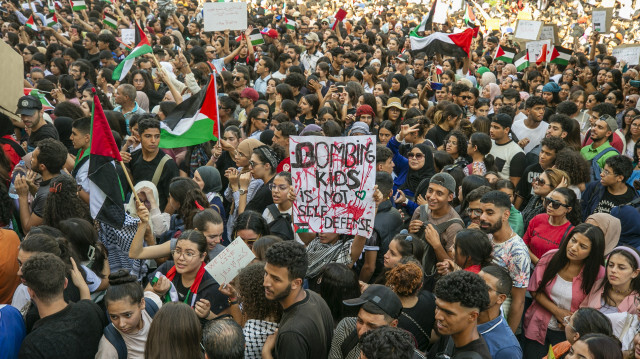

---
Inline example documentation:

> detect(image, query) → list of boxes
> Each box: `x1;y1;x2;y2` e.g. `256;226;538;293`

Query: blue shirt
0;304;26;359
477;315;522;359
254;74;271;95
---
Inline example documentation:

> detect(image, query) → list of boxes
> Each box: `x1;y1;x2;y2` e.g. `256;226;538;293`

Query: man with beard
478;191;530;334
580;114;620;174
273;122;296;172
463;186;492;228
262;241;334;359
426;271;491;359
69;61;94;96
16;95;59;152
14;138;67;232
510;96;548;153
300;33;322;71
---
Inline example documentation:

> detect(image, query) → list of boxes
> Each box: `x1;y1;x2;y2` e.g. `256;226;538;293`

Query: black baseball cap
17;95;42;116
343;284;402;318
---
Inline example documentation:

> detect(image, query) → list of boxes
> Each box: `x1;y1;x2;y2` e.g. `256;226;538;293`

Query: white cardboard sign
203;2;248;32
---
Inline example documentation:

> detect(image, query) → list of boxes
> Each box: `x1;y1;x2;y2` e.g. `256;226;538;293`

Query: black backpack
103;297;159;359
267;204;294;241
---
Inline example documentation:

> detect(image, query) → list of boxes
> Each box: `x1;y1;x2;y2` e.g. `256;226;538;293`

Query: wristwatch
238;189;247;195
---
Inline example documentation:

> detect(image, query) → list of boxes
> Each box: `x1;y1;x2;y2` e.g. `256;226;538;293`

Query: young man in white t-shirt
510;96;549;153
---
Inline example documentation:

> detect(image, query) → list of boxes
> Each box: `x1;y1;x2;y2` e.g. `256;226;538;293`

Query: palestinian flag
332;8;347;31
248;28;264;46
160;75;220;149
550;46;572;66
514;50;529;71
416;0;437;33
494;45;516;63
88;90;125;229
285;17;297;30
71;0;87;10
410;28;473;58
25;15;38;31
24;88;54;111
103;13;118;29
45;13;58;26
463;2;476;27
112;23;152;81
536;43;549;65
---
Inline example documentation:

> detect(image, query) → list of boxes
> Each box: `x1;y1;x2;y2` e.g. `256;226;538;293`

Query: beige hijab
586;213;621;255
236;139;264;173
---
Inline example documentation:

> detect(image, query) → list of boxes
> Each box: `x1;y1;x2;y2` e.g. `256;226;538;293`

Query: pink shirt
524;249;605;345
579;279;638;314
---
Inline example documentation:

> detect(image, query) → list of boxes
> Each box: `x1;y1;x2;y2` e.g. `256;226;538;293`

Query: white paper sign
601;0;615;7
451;0;464;12
526;39;551;64
205;238;255;285
539;25;557;44
121;29;135;45
592;9;612;34
290;135;377;237
203;2;248;32
514;20;543;41
433;1;448;24
612;46;640;66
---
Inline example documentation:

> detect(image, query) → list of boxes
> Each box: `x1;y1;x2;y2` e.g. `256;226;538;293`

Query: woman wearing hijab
194;165;228;244
389;73;408;98
54;117;75;154
388;123;436;216
584;213;621;256
224;139;264;243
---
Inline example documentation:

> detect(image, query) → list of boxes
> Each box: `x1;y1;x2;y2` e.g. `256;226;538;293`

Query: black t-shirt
153;261;230;315
516;163;543;208
129;150;180;210
20;300;107;359
27;123;60;151
426;125;450;149
453;337;492;359
275;290;334;359
32;178;52;218
246;177;275;213
594;186;637;215
398;291;436;352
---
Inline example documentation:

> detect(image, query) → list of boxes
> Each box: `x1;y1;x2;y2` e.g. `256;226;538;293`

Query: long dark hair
536;223;605;294
552;187;582;226
59;218;108;278
600;246;640;306
454;229;494;269
318;263;361;323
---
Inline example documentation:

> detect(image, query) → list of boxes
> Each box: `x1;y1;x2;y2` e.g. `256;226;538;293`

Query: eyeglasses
544;197;570;209
171;249;199;260
407;153;424;159
563;315;576;332
601;168;615;177
256;117;268;123
533;177;548;186
233;76;244;81
269;183;289;192
466;208;483;217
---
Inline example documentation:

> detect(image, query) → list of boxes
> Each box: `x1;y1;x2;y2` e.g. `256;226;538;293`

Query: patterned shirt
306;238;353;279
243;319;278;359
491;233;530;288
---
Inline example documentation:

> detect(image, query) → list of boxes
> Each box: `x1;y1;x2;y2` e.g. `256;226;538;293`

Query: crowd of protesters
4;0;640;358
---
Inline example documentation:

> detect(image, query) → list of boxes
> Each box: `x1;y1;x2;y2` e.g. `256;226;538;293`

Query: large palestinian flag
410;28;474;58
159;75;220;149
112;22;152;81
88;90;125;229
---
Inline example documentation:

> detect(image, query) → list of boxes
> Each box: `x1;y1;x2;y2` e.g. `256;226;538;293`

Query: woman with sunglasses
147;230;230;320
523;223;606;359
544;308;613;359
521;168;570;232
524;188;581;265
240;145;280;214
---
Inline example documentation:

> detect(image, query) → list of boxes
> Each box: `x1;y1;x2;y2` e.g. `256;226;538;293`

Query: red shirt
277;157;291;173
523;213;573;260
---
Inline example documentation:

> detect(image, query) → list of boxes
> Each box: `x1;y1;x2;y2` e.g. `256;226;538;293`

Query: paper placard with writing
205;238;255;285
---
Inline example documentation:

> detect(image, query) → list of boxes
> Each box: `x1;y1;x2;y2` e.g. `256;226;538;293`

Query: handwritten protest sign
0;40;23;121
592;8;613;34
526;39;551;64
539;25;558;45
290;135;376;237
121;29;135;45
612;45;640;66
203;2;248;32
205;238;255;285
514;20;542;41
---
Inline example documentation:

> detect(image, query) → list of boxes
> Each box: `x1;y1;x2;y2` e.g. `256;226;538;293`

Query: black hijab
401;143;436;196
389;73;409;97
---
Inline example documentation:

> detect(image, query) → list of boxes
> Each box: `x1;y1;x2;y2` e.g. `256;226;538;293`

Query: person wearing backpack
581;155;638;221
96;270;162;359
580;114;620;181
262;171;295;242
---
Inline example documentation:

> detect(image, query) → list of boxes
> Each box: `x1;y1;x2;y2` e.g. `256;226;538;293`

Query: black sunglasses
544;197;570;209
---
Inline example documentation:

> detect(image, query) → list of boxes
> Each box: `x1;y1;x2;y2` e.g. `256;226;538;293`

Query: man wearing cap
409;172;464;264
301;32;322;71
580;114;620;173
427;271;492;359
16;95;59;153
349;122;371;136
238;88;259;125
386;53;414;85
329;285;419;359
510;96;549;153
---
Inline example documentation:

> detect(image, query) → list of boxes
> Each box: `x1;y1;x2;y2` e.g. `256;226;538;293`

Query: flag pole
118;161;141;204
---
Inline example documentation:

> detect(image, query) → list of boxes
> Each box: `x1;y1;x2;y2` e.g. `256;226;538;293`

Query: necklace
612;286;632;295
